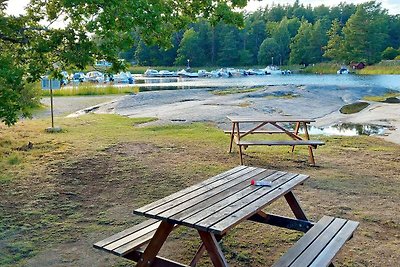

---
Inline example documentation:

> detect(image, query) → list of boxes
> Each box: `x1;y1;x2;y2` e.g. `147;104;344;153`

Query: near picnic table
94;165;358;266
226;116;325;165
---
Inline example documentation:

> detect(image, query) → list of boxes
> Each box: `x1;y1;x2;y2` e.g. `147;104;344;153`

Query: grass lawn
1;114;399;266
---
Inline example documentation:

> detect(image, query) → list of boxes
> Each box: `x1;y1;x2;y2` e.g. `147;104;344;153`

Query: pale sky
6;0;400;16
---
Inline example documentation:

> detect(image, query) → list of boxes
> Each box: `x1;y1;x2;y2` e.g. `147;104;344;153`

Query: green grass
211;87;263;96
41;85;140;96
363;91;400;102
1;114;400;266
302;63;343;74
358;65;400;74
339;102;370;114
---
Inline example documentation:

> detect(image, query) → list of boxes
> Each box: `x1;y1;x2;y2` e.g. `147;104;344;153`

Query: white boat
112;72;134;84
86;71;105;83
245;69;268;75
337;67;349;74
158;70;178;77
144;69;159;77
177;69;199;78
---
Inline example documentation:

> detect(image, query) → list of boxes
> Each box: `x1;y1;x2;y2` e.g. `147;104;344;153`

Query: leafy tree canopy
0;0;247;125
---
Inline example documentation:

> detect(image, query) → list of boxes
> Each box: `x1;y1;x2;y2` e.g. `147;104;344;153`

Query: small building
350;62;366;70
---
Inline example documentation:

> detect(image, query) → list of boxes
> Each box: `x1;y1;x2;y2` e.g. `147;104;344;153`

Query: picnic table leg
228;123;235;153
303;122;316;165
238;145;244;165
136;221;174;267
291;122;301;153
284;191;308;221
190;235;223;267
198;231;229;267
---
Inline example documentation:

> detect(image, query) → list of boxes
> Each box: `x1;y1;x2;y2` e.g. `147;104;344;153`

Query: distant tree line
124;0;400;67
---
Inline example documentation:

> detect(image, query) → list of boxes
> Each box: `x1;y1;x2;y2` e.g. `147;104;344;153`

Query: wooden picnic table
94;165;359;266
226;116;325;165
132;165;311;266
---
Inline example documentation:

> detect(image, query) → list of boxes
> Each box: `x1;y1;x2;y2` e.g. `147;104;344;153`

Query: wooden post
228;123;235;153
136;221;174;267
291;122;300;153
284;191;308;221
303;122;316;165
198;231;228;267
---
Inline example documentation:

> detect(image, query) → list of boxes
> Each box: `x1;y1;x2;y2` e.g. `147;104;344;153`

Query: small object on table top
250;179;272;187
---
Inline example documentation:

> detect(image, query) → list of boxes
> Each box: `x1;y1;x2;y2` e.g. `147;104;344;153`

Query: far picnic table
226;116;325;165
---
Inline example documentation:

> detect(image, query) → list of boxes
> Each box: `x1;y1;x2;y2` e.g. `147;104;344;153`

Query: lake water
111;73;400;137
132;74;400;92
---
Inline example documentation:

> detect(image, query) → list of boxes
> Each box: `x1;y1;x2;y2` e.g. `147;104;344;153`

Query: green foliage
381;47;400;60
258;38;279;65
341;2;389;64
339;102;370;114
0;0;247;126
175;28;207;67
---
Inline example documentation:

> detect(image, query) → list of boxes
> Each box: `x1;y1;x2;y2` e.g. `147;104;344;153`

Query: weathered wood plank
157;169;276;220
289;218;347;266
224;130;287;134
144;167;264;217
103;221;161;251
237;140;325;146
309;220;359;267
209;174;309;234
272;216;335;267
227;116;315;123
134;165;249;214
184;172;295;233
93;219;159;249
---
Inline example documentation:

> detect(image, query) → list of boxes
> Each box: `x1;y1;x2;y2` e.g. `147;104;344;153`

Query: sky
5;0;400;16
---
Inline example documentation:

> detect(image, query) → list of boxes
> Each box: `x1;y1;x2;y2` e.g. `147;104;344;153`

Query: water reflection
303;123;387;136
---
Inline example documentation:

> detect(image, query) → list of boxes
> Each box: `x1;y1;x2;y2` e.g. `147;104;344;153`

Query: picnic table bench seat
273;216;359;267
93;219;185;266
237;140;325;148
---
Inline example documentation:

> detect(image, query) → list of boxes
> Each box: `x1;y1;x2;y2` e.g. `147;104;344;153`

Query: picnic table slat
227;116;315;123
156;169;276;220
168;170;279;223
237;140;325;146
290;218;347;266
143;167;264;216
205;173;309;234
104;221;161;251
183;171;294;232
271;216;335;267
134;165;249;214
93;219;159;249
309;220;359;267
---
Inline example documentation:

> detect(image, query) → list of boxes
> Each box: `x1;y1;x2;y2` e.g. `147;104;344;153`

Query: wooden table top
227;116;316;123
133;166;309;235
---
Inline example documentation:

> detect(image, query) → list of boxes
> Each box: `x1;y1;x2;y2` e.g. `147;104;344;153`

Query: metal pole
50;80;54;128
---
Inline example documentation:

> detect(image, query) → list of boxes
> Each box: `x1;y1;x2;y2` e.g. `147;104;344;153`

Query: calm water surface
132;74;400;91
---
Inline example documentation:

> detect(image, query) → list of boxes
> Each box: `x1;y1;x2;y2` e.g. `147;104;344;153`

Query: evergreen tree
323;19;345;62
289;21;313;65
269;18;291;65
258;38;279;65
175;28;206;67
217;29;240;66
342;1;389;63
